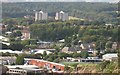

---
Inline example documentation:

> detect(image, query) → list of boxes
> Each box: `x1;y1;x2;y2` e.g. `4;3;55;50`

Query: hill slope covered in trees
2;2;118;23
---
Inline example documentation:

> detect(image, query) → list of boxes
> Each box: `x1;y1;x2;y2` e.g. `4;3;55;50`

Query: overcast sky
1;0;119;3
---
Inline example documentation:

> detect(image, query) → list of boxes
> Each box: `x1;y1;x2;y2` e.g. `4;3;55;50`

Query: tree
9;30;22;38
9;42;24;51
72;52;81;58
2;43;9;49
65;37;72;47
99;61;110;71
34;53;43;59
43;51;47;58
15;31;22;37
47;57;53;62
58;52;69;59
21;39;30;46
53;58;60;63
80;50;89;58
16;55;24;65
9;38;16;42
105;41;113;49
25;45;37;49
29;39;37;45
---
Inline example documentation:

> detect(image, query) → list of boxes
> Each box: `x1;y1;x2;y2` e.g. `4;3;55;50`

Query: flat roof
5;65;39;69
103;53;118;57
8;68;43;72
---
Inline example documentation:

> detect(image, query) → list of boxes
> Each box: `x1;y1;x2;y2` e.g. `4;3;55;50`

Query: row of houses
3;25;30;40
61;42;118;54
0;48;55;55
36;40;118;53
66;53;118;62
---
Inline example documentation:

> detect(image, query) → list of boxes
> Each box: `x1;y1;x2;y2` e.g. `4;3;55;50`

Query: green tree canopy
80;50;89;58
16;55;24;65
9;42;24;51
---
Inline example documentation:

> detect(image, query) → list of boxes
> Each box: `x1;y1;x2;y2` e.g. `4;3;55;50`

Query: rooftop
103;53;118;57
24;58;65;67
5;65;39;69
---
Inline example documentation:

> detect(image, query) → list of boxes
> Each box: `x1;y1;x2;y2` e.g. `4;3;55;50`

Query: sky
1;0;119;3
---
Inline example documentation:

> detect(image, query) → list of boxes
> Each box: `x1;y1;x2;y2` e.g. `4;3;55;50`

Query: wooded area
2;2;118;24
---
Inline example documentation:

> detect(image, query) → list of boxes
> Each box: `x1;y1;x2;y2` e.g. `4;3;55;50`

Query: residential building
105;23;113;26
61;42;96;53
66;57;102;62
37;40;53;48
13;26;30;40
66;57;81;62
20;26;30;40
112;42;117;50
0;56;16;65
5;31;12;35
21;30;30;40
35;11;48;21
80;58;103;62
55;11;69;21
61;46;81;53
59;39;65;43
24;15;34;19
80;43;95;50
57;39;65;47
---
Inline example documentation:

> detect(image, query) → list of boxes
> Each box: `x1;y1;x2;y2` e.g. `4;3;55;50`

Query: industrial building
24;58;65;71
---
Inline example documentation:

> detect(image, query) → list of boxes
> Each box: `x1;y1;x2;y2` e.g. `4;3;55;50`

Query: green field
60;62;97;66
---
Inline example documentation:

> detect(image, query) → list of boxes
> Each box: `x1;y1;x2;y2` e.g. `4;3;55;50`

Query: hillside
63;61;119;73
2;2;118;23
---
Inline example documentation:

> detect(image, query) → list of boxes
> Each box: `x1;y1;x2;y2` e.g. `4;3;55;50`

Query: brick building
25;58;65;71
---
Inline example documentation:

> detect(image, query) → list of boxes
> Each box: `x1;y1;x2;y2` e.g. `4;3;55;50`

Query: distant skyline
1;0;119;3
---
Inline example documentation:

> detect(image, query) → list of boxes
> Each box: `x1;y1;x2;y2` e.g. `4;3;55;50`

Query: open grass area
69;16;85;21
60;62;98;72
60;62;97;66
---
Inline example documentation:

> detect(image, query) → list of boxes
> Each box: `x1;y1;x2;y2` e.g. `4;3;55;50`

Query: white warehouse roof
34;50;52;54
102;53;118;61
0;50;23;54
103;53;118;57
5;65;39;69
